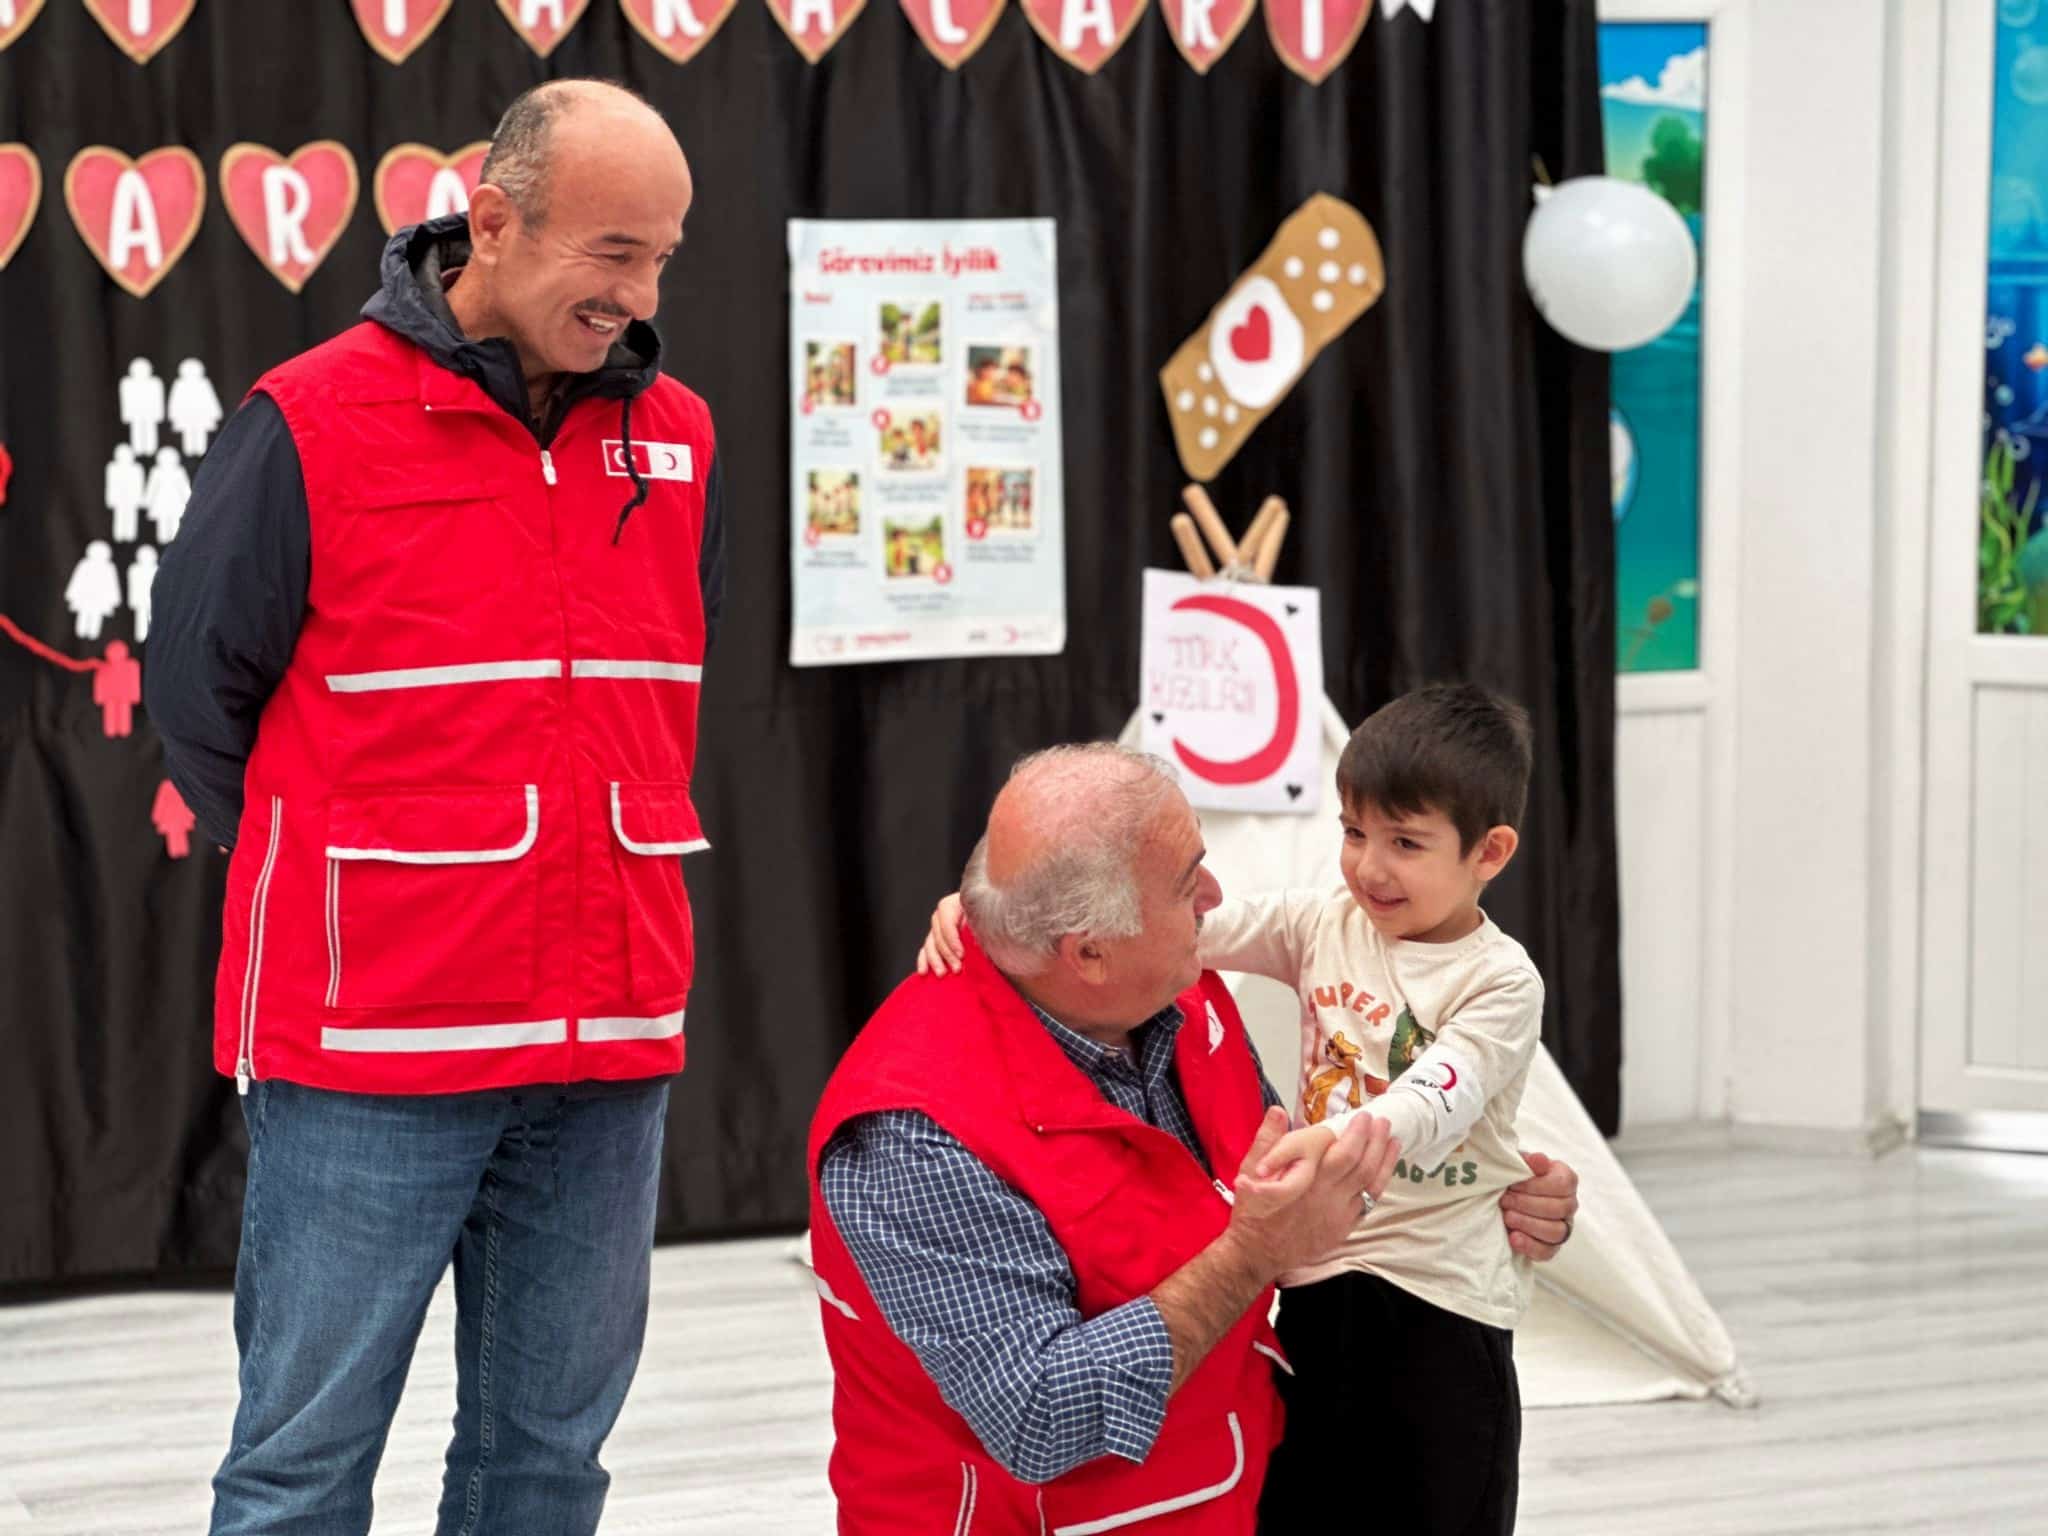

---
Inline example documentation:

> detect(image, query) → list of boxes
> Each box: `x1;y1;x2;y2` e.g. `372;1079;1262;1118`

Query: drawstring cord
612;394;650;545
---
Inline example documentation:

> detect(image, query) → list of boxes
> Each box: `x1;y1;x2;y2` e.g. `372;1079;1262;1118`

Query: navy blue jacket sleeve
144;391;310;851
700;447;725;653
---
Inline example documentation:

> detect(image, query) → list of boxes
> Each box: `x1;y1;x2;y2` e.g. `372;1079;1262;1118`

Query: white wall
1612;0;1926;1144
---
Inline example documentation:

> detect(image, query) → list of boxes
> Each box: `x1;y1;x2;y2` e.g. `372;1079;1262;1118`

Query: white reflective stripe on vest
321;1018;569;1052
570;660;704;682
324;659;563;691
954;1462;978;1536
579;1008;686;1043
1252;1342;1294;1376
814;1273;860;1321
1049;1414;1245;1535
326;786;539;865
610;783;710;856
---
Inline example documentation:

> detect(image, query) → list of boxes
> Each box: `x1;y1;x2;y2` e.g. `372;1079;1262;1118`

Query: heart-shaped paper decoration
1264;0;1369;85
0;145;42;269
1155;0;1253;73
497;0;594;56
220;141;360;294
898;0;1005;69
763;0;867;61
64;146;206;299
0;0;46;52
80;0;198;64
373;141;488;235
621;0;740;63
351;0;457;64
1020;0;1147;73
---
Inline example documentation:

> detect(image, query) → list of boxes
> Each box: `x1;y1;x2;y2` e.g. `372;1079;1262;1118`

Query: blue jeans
209;1077;671;1536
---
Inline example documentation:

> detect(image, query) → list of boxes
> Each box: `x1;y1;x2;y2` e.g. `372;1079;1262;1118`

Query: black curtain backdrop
0;0;1615;1287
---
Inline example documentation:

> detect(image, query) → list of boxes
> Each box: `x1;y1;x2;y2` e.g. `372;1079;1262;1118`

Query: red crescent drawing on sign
1167;592;1298;785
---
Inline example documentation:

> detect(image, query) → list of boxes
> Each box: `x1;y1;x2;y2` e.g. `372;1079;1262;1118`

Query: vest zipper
540;449;557;486
1213;1178;1235;1206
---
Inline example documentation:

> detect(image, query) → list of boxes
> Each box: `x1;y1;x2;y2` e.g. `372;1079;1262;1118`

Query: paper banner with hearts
373;141;488;235
898;0;1004;69
64;146;206;299
497;0;593;55
351;0;457;64
0;0;46;52
621;0;740;63
763;0;866;61
1020;0;1146;72
220;142;360;294
81;0;198;64
1264;0;1369;84
0;145;41;269
1156;0;1252;73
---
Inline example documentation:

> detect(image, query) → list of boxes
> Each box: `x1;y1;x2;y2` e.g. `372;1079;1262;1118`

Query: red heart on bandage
1229;304;1272;363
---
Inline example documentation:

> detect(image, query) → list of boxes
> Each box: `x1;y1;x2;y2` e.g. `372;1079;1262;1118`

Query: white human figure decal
106;443;147;543
168;359;223;457
144;446;191;545
120;359;166;455
128;545;159;642
67;540;123;640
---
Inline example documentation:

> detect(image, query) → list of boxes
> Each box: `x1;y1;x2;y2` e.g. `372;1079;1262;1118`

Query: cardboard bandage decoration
1158;192;1384;483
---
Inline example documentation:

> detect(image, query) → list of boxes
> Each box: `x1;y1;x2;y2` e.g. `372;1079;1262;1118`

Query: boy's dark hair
1336;683;1534;852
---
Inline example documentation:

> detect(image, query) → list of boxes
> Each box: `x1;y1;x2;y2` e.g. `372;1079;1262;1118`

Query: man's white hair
960;743;1181;977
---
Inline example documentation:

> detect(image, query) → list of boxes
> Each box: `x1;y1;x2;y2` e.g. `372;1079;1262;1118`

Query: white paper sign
787;217;1066;666
1139;568;1324;814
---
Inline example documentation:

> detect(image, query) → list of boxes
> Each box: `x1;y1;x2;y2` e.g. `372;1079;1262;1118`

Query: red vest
213;321;714;1095
807;937;1288;1535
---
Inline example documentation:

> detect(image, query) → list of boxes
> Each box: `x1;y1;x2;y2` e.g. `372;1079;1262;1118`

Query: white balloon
1523;176;1698;352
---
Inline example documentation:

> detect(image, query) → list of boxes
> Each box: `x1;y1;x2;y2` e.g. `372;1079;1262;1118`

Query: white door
1921;0;2048;1147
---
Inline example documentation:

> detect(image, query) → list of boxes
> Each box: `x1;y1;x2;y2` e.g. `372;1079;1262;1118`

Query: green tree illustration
1641;115;1703;215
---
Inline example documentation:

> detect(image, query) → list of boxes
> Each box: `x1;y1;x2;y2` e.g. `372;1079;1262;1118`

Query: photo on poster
806;469;861;538
965;344;1037;408
804;340;858;409
967;466;1036;535
878;409;944;473
879;300;943;366
882;513;948;580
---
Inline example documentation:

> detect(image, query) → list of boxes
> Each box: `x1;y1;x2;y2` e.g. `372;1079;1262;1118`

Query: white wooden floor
2;1139;2045;1534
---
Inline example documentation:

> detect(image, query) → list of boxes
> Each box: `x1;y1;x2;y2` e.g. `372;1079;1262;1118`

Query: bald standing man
148;81;723;1535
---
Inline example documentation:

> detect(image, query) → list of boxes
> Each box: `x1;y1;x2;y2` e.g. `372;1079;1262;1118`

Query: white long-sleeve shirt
1200;887;1544;1328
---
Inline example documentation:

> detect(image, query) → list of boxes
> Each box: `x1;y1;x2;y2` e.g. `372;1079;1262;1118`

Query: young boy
1204;682;1541;1536
918;682;1542;1535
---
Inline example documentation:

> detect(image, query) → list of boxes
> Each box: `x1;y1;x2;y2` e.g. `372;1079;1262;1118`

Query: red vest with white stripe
213;320;713;1095
807;937;1287;1535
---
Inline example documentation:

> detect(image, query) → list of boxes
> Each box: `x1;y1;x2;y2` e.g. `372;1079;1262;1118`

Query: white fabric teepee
1122;700;1756;1409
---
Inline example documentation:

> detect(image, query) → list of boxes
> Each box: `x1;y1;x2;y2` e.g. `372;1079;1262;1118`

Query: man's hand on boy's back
1502;1151;1580;1260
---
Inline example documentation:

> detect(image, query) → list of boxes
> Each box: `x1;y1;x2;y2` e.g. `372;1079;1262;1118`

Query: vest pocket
1041;1412;1247;1534
608;780;706;1002
324;785;541;1009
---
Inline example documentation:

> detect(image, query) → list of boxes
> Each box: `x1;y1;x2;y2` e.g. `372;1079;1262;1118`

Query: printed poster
788;217;1065;666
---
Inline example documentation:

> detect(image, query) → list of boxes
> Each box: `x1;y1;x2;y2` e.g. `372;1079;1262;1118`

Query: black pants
1258;1271;1520;1535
